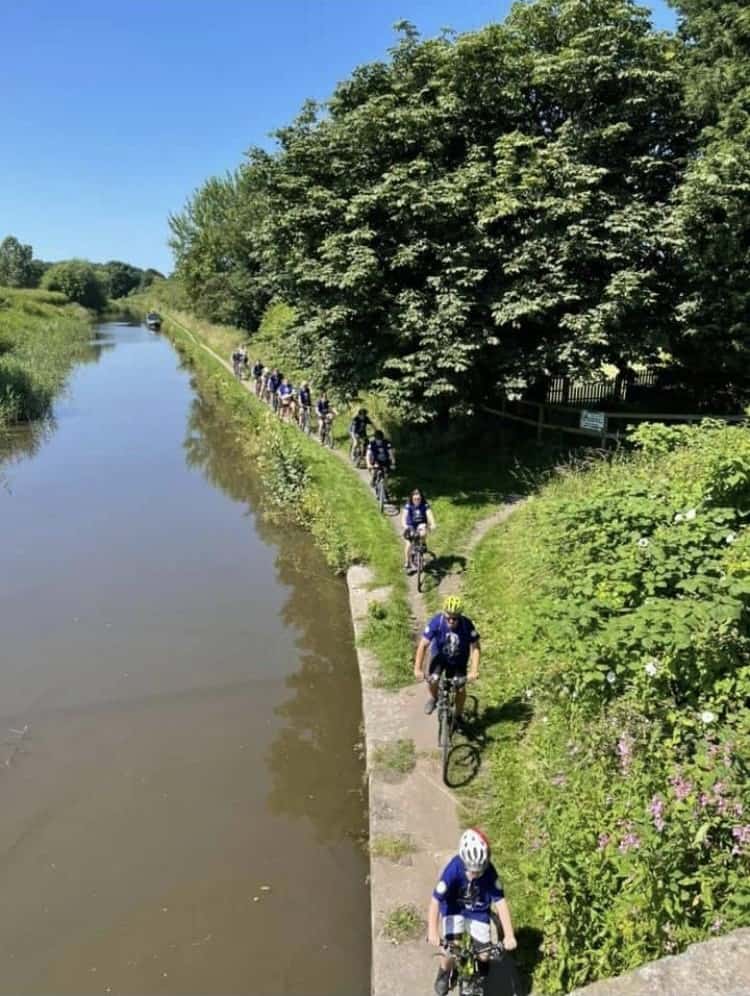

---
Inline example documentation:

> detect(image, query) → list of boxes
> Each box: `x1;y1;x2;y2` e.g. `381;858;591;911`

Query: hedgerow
464;421;750;992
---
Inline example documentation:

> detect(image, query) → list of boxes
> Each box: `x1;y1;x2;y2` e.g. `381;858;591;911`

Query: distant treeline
0;235;164;310
169;0;750;419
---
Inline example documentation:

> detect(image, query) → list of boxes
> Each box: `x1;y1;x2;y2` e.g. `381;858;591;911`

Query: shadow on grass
461;696;534;746
484;926;544;996
426;552;467;585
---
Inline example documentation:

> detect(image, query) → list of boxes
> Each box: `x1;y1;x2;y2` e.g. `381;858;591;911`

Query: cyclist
252;359;264;396
349;408;372;463
366;429;395;487
297;381;312;430
267;368;281;411
278;377;295;421
316;392;336;444
414;595;479;718
402;487;436;571
428;828;517;995
231;345;243;379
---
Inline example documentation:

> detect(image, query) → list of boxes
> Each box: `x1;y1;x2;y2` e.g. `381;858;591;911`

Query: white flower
524;688;533;700
606;670;616;685
644;661;659;677
700;710;716;725
638;537;649;548
725;533;736;544
685;509;697;521
674;513;684;523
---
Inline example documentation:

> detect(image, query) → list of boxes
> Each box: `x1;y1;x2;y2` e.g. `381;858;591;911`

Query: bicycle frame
442;936;505;996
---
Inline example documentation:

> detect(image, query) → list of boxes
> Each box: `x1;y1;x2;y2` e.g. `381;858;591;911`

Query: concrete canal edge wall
347;565;461;996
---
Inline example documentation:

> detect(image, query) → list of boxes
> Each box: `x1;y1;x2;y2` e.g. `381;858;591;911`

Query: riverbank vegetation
463;421;750;991
0;288;94;429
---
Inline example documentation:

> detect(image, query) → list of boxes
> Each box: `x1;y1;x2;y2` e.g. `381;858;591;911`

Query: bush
42;260;106;310
465;421;750;992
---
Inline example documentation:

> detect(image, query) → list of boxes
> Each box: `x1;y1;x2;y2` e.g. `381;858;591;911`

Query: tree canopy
170;0;749;417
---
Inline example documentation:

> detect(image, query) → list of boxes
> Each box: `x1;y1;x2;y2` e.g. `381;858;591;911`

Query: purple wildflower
617;734;633;774
650;795;666;832
669;773;693;801
597;832;611;850
732;825;750;850
711;918;724;934
619;832;641;853
699;792;711;809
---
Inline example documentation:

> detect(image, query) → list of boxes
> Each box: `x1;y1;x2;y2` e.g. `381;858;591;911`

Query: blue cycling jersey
433;856;503;921
299;388;311;407
317;399;331;416
422;613;479;668
279;384;294;398
405;501;431;528
368;438;392;465
268;374;281;392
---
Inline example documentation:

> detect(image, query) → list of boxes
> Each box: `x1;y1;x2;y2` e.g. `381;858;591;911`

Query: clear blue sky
1;0;677;275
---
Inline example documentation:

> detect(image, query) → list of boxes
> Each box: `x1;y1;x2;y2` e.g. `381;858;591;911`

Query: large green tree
0;235;35;288
667;0;750;401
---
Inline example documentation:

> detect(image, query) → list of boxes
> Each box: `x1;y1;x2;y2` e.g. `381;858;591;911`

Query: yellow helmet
443;595;463;615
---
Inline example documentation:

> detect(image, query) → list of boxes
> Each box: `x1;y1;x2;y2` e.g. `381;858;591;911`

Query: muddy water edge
0;322;370;995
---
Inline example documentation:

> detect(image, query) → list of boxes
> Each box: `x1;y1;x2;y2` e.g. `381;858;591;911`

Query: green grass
372;738;417;775
381;904;425;943
0;287;94;429
370;833;417;862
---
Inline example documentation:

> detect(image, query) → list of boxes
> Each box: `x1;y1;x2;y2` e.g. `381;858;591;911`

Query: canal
0;322;370;994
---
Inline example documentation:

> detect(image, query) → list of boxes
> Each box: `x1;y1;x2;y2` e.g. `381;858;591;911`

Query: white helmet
459;828;489;873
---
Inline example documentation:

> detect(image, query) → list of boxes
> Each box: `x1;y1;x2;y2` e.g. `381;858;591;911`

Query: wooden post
536;404;545;445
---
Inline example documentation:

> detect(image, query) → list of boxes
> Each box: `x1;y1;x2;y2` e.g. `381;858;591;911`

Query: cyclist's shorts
442;915;490;944
372;460;391;471
404;525;427;540
428;652;468;678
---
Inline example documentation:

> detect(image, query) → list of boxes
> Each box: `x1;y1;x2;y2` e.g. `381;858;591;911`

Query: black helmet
374;429;384;440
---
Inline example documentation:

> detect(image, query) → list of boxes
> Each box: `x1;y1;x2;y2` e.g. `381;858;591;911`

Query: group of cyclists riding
231;345;516;993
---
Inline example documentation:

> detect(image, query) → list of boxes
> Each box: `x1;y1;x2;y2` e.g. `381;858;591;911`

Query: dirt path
437;497;526;600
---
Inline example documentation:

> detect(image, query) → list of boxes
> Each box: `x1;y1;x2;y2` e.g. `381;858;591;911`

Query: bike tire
416;548;424;592
377;477;385;513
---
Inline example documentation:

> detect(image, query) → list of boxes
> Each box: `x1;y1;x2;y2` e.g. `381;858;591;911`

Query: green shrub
464;421;750;992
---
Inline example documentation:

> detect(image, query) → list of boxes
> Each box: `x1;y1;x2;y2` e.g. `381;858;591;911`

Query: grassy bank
156;311;413;688
462;422;750;992
0;287;93;429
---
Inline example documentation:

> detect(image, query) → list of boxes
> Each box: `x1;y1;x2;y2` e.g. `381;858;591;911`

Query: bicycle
408;529;428;592
441;935;506;996
319;414;334;448
350;434;367;467
431;673;467;784
298;406;312;434
371;465;389;513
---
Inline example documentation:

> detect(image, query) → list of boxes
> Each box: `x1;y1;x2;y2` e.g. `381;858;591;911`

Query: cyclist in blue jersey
278;377;295;421
366;429;395;486
414;595;479;717
402;487;436;571
428;828;517;995
252;360;264;397
231;345;243;378
316;392;337;443
297;381;312;430
349;408;372;461
266;368;281;409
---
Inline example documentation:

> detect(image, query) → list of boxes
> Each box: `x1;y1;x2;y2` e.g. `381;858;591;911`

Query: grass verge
370;833;417;862
372;738;417;776
0;287;93;429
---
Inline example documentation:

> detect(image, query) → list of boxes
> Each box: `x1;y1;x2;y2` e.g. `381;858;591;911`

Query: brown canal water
0;323;370;995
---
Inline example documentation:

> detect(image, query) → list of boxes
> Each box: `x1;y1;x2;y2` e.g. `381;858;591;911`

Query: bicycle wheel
377;476;385;513
415;547;424;592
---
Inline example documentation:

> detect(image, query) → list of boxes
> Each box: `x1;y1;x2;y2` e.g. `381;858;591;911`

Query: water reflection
182;391;367;846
